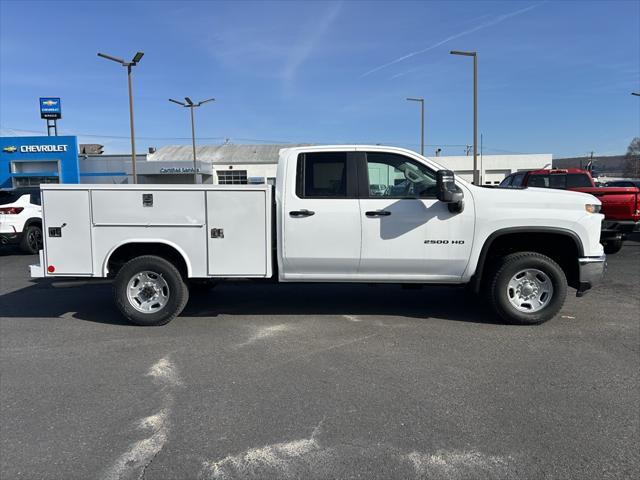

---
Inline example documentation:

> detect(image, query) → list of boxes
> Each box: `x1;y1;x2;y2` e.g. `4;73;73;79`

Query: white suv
0;188;43;254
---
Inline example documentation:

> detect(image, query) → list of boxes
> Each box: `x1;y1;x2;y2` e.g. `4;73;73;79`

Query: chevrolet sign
20;145;68;153
2;146;17;153
40;97;62;119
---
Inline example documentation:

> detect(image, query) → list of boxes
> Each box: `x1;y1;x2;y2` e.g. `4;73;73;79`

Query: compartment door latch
210;228;224;239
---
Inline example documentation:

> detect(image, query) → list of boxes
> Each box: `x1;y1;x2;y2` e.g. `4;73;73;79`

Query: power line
1;126;534;153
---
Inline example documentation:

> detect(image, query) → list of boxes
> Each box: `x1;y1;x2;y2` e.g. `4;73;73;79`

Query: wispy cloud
282;1;342;86
361;3;542;78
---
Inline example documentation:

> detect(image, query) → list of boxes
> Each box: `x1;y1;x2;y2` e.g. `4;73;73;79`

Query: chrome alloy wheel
506;268;554;313
126;271;170;314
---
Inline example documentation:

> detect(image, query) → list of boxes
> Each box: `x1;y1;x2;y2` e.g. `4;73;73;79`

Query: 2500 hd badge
424;239;466;244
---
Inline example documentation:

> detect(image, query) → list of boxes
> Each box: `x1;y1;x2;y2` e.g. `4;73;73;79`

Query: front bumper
576;254;607;297
602;219;640;234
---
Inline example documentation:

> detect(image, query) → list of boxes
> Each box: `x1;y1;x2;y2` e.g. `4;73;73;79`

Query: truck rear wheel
113;255;189;326
488;252;567;325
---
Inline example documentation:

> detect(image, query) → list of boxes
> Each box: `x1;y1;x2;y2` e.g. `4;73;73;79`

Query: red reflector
0;207;24;214
47;265;55;273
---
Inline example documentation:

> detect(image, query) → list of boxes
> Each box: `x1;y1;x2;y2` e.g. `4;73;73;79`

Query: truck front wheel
488;252;567;325
113;255;189;326
603;237;623;254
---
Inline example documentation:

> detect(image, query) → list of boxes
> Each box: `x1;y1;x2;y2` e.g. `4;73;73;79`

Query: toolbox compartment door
42;190;93;275
206;190;267;276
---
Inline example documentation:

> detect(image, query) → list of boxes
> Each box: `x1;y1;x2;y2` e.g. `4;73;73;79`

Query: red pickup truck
499;169;640;254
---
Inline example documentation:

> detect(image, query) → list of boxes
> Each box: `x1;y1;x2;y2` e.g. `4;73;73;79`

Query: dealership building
0;136;81;188
1;135;552;188
144;144;552;186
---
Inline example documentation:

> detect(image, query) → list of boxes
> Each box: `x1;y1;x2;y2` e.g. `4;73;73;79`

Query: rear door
281;151;361;278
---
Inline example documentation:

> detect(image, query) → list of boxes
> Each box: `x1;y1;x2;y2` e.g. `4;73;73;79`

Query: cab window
511;173;526;187
566;173;592;188
365;152;437;198
296;152;348;198
549;174;566;189
499;175;513;187
527;174;549;188
30;191;42;206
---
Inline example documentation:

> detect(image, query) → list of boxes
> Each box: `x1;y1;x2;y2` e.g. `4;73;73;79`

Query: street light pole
406;97;424;155
450;50;479;184
98;51;144;184
631;92;640;96
190;105;197;183
126;64;137;183
169;97;215;183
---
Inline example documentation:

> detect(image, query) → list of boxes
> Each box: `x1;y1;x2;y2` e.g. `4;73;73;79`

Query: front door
358;151;474;281
281;151;361;279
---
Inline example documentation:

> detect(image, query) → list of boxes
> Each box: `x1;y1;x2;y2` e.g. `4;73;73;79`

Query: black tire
603;238;623;254
113;255;189;326
19;224;42;254
488;252;567;325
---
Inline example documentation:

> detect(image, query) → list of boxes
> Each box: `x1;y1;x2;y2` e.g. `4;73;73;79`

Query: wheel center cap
140;284;158;301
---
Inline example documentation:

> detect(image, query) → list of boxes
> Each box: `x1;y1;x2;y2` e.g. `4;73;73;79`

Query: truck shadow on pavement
0;245;33;257
0;279;504;326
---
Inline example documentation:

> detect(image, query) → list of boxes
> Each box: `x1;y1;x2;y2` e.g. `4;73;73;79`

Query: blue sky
1;0;638;157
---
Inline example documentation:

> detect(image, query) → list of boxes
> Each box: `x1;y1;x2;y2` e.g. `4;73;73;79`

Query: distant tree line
625;137;640;178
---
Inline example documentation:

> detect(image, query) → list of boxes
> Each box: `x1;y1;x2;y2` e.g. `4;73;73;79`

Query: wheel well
474;231;581;291
24;218;42;229
106;243;188;278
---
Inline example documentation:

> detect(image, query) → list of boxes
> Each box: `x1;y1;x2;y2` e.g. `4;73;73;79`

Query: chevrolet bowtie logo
2;146;17;153
42;100;57;106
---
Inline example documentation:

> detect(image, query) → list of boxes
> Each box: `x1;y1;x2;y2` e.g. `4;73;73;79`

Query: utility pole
98;51;144;184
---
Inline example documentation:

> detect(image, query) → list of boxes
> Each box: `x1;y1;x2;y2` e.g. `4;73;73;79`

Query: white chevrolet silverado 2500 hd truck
30;145;606;326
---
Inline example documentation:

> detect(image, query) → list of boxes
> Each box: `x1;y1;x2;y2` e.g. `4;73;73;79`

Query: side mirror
436;170;464;213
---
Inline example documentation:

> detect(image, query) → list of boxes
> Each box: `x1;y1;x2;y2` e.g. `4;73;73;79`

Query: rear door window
566;174;592;188
549;174;566;189
296;152;349;198
527;175;549;188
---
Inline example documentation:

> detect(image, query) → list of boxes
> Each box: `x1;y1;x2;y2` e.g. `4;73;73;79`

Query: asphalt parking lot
1;237;639;480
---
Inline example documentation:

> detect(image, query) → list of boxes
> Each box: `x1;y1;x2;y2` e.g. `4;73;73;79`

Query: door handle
365;210;391;217
289;209;315;217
